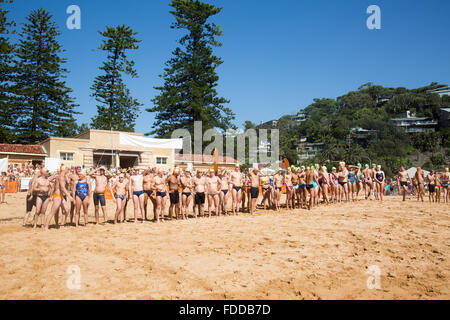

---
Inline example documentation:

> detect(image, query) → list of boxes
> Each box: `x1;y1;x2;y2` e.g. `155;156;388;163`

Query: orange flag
283;158;290;169
213;148;219;173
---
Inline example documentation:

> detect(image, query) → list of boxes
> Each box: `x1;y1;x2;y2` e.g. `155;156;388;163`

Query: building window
60;152;74;161
156;157;167;165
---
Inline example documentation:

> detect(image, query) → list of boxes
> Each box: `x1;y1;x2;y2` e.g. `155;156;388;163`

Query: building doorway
120;156;138;168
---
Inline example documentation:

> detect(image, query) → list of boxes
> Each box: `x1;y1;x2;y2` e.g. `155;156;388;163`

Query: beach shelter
406;167;430;179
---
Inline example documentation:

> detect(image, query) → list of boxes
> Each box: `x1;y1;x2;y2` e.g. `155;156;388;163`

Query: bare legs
75;196;90;227
208;194;219;217
155;195;167;222
232;189;241;215
132;194;145;223
33;196;50;229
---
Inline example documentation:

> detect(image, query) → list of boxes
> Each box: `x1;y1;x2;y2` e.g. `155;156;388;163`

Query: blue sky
7;0;450;135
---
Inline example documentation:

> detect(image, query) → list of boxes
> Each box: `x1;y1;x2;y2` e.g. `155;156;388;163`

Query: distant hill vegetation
252;82;450;178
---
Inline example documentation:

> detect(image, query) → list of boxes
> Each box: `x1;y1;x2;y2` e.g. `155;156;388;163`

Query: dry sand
0;192;448;300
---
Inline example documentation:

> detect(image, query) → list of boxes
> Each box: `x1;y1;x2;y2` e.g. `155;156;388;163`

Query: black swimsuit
38;195;49;202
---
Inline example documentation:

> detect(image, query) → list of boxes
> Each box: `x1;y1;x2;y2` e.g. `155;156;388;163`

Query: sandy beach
0;192;448;300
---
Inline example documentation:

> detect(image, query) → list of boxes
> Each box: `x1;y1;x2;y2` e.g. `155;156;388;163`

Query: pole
111;128;114;169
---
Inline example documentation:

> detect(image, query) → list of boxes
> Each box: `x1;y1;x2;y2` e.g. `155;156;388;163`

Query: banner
45;157;61;173
119;133;183;149
0;157;7;173
21;177;32;191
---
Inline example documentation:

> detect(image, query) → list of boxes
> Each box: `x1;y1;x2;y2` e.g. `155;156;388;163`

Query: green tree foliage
250;83;449;176
147;0;235;137
13;8;79;143
90;25;141;132
0;0;15;143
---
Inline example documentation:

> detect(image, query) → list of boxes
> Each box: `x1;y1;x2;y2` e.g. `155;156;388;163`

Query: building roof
0;144;46;155
175;154;240;165
389;116;432;121
427;86;450;93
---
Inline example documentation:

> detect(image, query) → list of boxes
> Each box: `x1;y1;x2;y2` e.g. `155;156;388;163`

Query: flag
213;148;218;173
283;158;290;169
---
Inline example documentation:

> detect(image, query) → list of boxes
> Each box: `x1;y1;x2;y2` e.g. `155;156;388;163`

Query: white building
427;86;450;97
388;111;438;133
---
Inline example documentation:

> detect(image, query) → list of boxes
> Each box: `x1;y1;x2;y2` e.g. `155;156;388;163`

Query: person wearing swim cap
304;165;317;210
73;168;90;227
374;164;385;201
362;163;374;200
284;166;294;210
414;167;425;202
273;167;283;211
218;169;231;215
44;164;74;230
89;166;111;225
23;168;40;227
193;169;207;218
290;166;300;209
397;166;412;202
206;169;221;217
179;168;193;219
168;167;181;220
112;173;129;224
230;164;243;215
330;166;339;203
318;166;330;204
442;168;450;203
298;166;307;209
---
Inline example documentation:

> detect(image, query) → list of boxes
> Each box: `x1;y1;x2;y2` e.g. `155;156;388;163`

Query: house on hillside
439;108;450;128
260;120;278;127
388;111;438;133
292;111;309;122
427;86;450;97
295;138;324;160
347;127;379;141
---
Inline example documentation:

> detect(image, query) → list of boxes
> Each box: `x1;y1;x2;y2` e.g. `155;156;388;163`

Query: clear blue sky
7;0;450;135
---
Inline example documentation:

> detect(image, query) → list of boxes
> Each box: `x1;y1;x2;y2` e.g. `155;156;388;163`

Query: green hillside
255;82;450;178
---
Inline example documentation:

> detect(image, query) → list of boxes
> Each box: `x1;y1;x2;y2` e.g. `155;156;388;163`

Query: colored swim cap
445;168;448;172
184;168;189;172
377;165;381;169
372;164;376;167
365;164;369;168
332;167;336;170
210;169;214;172
315;164;319;168
357;163;361;167
301;166;305;170
322;166;327;171
119;173;125;178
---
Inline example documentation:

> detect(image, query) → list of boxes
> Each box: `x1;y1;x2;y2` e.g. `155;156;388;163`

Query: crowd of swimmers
6;161;449;230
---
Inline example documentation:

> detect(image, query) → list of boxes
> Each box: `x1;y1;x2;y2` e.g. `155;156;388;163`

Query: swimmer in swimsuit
73;170;90;227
